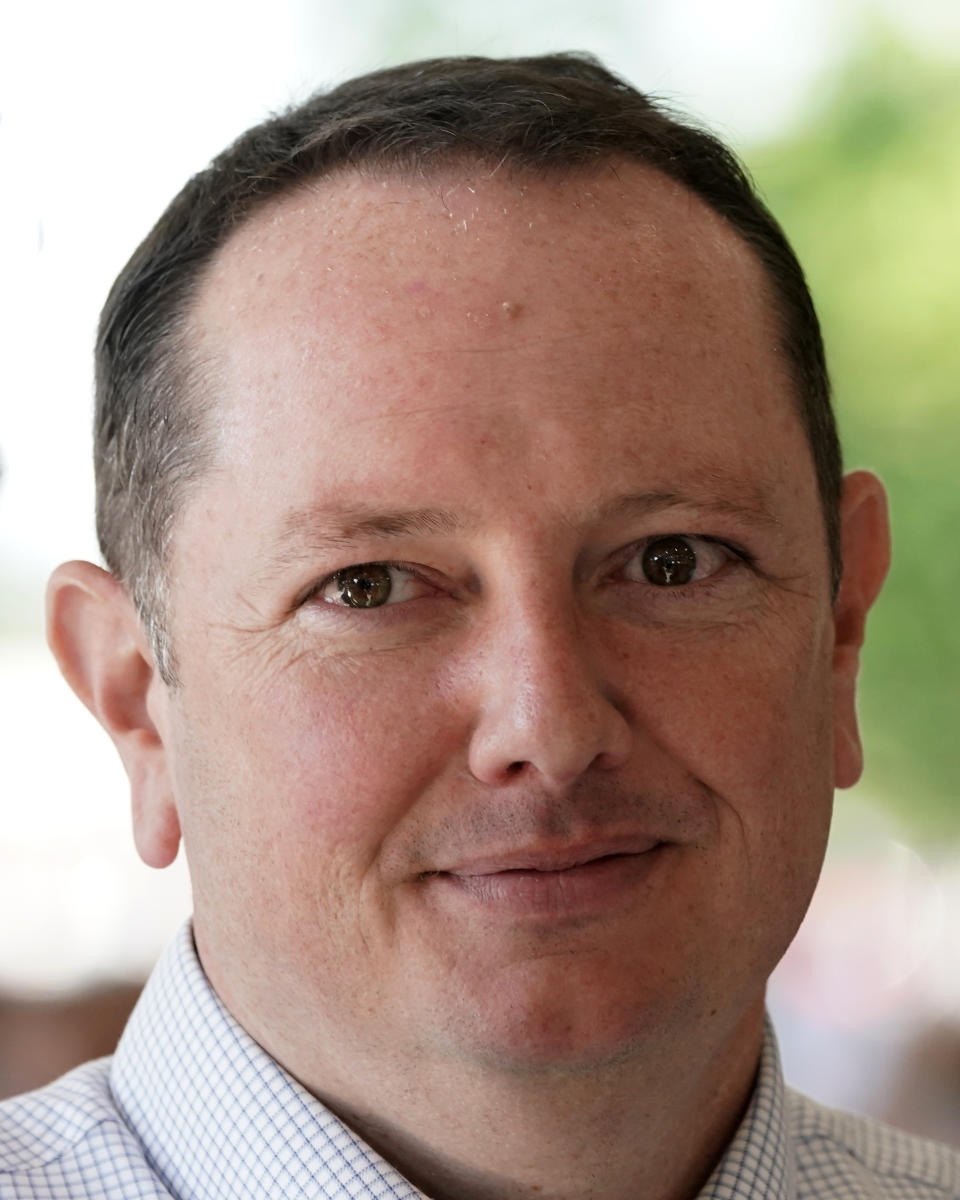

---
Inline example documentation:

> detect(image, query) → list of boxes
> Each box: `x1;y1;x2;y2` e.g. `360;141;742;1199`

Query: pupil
336;564;393;607
642;537;697;587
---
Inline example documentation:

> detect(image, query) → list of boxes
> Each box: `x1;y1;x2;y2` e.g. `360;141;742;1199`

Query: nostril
506;761;525;777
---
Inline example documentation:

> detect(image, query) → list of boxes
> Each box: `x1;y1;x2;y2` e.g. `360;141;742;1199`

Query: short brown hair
95;52;841;683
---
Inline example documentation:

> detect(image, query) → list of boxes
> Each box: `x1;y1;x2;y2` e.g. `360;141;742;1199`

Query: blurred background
1;0;958;1138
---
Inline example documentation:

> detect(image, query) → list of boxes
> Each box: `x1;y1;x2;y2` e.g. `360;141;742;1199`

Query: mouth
432;834;663;877
420;840;668;920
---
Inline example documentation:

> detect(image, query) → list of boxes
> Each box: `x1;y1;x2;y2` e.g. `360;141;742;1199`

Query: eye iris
335;564;393;607
642;537;697;586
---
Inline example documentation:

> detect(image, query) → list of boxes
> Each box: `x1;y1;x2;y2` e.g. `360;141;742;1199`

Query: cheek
623;619;835;983
626;615;835;894
170;649;469;992
192;648;464;866
637;614;833;786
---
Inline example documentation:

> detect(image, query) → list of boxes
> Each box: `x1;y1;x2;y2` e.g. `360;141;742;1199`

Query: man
0;52;952;1200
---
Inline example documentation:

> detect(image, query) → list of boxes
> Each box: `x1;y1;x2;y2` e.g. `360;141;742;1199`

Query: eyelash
299;535;753;613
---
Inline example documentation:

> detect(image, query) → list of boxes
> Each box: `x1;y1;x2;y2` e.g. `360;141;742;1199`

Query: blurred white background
2;0;959;1130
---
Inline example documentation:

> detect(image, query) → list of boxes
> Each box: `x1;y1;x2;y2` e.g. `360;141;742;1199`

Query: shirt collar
697;1015;796;1200
111;921;426;1200
112;921;795;1200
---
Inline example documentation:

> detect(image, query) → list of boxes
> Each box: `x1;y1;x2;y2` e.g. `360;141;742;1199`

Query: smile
422;844;668;921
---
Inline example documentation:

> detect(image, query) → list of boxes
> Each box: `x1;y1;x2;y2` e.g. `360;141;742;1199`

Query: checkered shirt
2;921;958;1198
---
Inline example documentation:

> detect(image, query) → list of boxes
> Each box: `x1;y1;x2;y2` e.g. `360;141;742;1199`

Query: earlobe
832;472;891;789
46;561;182;868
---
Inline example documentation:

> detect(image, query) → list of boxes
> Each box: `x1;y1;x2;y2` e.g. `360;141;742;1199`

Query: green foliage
751;29;960;838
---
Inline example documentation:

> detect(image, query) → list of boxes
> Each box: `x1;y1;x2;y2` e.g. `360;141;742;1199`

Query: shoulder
788;1087;960;1199
0;1059;171;1198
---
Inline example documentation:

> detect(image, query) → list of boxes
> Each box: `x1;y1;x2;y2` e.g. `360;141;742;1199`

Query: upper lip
437;836;664;877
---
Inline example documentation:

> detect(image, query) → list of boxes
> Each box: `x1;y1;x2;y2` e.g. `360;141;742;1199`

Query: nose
466;600;633;790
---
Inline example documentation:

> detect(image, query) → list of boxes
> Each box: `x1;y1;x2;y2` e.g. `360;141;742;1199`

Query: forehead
186;162;806;536
196;162;780;363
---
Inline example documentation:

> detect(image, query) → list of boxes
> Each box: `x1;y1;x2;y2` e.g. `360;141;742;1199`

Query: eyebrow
596;487;782;531
263;503;469;572
262;480;780;572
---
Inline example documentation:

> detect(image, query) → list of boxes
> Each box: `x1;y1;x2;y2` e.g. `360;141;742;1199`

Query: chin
425;954;709;1076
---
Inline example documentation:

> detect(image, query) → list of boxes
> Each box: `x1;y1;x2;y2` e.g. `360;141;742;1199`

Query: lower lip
427;848;667;921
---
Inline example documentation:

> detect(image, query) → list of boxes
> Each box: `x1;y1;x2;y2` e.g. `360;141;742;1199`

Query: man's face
152;164;843;1082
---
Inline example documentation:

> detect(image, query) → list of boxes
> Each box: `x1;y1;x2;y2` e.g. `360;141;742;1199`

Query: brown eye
317;562;436;610
332;563;393;607
641;537;698;586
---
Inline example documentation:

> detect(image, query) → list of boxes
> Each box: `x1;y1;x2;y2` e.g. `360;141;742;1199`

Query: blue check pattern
2;921;958;1198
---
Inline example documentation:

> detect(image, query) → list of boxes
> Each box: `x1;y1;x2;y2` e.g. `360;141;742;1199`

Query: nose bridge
467;582;632;789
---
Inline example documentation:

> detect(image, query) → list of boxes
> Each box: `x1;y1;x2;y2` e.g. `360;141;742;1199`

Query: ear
46;561;181;868
832;471;891;789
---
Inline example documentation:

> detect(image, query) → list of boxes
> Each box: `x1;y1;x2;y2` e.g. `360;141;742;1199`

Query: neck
307;1004;765;1200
